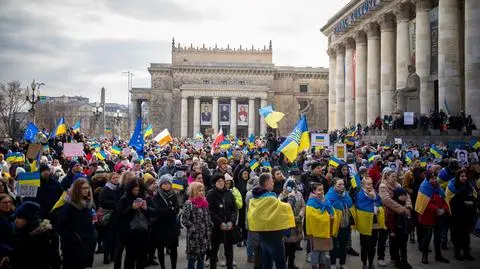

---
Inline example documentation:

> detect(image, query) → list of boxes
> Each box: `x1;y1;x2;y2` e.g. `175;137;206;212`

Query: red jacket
368;165;381;189
418;193;450;226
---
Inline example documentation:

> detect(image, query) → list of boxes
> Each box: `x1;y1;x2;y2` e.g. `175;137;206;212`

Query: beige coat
379;179;412;214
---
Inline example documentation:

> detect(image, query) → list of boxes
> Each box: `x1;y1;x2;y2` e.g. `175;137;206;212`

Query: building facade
131;40;329;138
321;0;480;130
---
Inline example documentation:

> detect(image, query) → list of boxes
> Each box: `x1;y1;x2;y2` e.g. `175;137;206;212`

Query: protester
0;193;15;268
99;172;120;264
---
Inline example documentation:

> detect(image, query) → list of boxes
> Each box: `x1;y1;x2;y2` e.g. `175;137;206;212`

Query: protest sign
63;143;84;157
311;133;330;147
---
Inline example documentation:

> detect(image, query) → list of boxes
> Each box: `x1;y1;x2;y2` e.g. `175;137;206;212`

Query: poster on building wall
237;104;248;126
404;112;414;125
219;104;230;125
409;19;416;65
200;103;212;125
429;6;439;76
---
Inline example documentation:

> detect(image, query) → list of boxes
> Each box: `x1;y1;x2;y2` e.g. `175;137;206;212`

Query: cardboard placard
63;143;84;157
394;138;403;145
26;144;42;159
311;133;330;147
334;143;347;161
18;185;38;197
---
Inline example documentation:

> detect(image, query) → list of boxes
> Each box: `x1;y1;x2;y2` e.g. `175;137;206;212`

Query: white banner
404;112;414;125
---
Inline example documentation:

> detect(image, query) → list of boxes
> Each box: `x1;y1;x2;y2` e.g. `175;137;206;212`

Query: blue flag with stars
129;118;145;155
23;122;39;143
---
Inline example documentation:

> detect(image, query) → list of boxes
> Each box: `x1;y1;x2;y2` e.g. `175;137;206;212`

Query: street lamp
92;103;103;136
26;79;45;124
114;109;122;138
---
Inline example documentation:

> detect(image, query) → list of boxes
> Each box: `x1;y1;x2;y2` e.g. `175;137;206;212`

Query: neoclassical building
321;0;480;130
131;40;329;138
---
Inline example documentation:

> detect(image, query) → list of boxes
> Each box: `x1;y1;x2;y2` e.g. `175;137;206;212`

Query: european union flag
23;122;39;143
129;118;145;155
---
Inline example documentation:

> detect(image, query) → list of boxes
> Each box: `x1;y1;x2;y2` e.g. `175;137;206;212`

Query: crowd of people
0;128;479;269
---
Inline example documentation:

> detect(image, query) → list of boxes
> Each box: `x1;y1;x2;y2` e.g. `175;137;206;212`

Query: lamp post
114;109;122;139
26;79;44;124
92;102;103;136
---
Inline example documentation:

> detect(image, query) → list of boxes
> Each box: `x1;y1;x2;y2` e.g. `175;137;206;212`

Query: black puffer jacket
150;189;180;245
206;187;237;243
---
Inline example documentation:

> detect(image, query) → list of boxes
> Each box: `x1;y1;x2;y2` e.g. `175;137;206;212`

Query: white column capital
415;0;432;11
366;22;380;39
335;44;345;55
355;30;367;44
395;2;413;22
345;37;355;50
380;13;396;32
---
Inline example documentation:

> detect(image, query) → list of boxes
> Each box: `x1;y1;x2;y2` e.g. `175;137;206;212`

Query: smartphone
135;198;143;203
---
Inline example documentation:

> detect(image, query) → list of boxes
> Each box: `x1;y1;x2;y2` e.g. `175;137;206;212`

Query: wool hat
217;157;228;166
212;173;225;183
159;174;173;186
310;162;322;170
39;164;50;173
393;187;407;199
73;172;87;182
15;201;41;227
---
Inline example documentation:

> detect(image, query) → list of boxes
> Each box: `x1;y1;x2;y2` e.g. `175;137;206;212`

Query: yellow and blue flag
367;153;376;163
355;190;386;235
96;150;107;161
445;179;477;204
249;159;260;171
29;152;41;172
23;122;39;143
17;172;41;187
350;173;362;189
219;140;231;149
306;197;334;238
470;138;480;150
172;179;185;191
91;143;100;152
429;146;443;159
248;133;255;149
276;115;310;162
247;192;295;232
72;120;81;133
144;124;153;138
419;157;428;168
415;179;446;215
328;156;344;168
226;149;233;160
258;105;285;129
51;118;67;138
405;152;414;164
345;137;355;146
261;161;272;171
111;146;122;155
194;132;204;141
325;188;354;236
6;152;24;164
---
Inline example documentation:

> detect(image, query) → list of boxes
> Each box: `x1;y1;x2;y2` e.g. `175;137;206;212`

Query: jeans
377;228;388;261
311;250;329;266
187;255;205;269
389;232;408;262
360;229;379;266
330;227;350;265
259;232;286;269
420;218;446;255
246;231;259;261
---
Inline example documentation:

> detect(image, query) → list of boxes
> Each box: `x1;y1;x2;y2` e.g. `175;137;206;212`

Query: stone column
367;23;381;124
260;98;268;136
396;3;411;99
230;97;237;137
193;97;200;135
335;44;345;130
180;97;188;137
212;97;219;133
248;98;255;135
345;38;355;127
355;31;367;126
465;0;480;125
328;48;337;130
439;0;461;115
130;99;138;133
416;0;434;114
380;13;396;117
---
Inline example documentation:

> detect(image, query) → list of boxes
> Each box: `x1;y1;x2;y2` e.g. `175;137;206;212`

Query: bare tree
0;81;28;138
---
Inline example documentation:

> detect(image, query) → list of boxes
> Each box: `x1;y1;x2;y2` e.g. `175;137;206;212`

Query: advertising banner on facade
200;103;212;126
219;104;230;125
237;104;248;126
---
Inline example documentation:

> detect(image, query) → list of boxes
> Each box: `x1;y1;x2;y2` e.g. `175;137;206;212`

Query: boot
421;253;428;264
435;255;450;263
463;251;475;261
454;248;464;261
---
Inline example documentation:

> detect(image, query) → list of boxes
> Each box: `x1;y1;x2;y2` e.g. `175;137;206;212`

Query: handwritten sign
26;144;42;159
63;143;84;157
18;185;38;197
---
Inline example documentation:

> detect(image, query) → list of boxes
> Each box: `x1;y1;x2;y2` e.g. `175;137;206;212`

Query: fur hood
64;193;95;210
30;219;53;235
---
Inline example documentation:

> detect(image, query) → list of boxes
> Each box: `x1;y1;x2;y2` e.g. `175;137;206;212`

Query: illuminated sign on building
334;0;382;33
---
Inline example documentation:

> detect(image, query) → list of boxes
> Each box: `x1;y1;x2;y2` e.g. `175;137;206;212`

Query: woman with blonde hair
57;178;97;269
182;182;213;269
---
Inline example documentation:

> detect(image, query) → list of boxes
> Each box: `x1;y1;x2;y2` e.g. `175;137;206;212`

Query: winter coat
206;187;237;243
368;164;381;190
230;187;243;209
158;164;176;178
278;190;305;243
99;183;119;211
182;199;213;257
56;198;96;269
379;180;412;214
450;181;478;231
418;192;450;226
0;211;14;259
302;172;329;200
233;167;249;198
151;189;180;246
11;219;57;269
35;176;63;220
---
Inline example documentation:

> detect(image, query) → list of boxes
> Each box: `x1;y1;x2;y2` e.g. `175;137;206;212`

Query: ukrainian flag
72;120;81;133
276;115;309;162
355;190;386;235
219;140;231;149
226;149;233;160
52;118;67;137
172;179;184;191
249;159;260;170
305;197;334;238
367;153;376;163
430;146;443;159
470;138;480;150
6;152;24;164
17;172;41;187
415;179;446;215
350;173;362;189
29;153;41;172
345;137;355;146
346;130;357;137
144;124;153;138
247;192;295;232
248;133;255;149
111;146;122;155
51;191;67;212
258;105;285;129
405;152;414;164
445;179;478;204
235;138;244;146
91;143;100;152
96;150;107;161
328;156;344;168
261;161;272;171
419;157;428;168
325;188;354;237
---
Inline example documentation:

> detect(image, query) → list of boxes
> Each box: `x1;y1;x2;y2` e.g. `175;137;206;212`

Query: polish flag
211;128;225;153
153;129;173;146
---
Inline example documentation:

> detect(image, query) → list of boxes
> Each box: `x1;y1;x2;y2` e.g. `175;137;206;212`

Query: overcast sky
0;0;349;104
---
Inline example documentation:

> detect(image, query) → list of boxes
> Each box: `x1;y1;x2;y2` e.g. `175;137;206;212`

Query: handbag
96;207;113;226
230;226;243;244
130;210;148;232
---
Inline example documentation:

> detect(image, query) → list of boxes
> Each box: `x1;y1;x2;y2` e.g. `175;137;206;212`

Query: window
220;80;227;85
299;84;308;93
239;80;246;85
203;80;210;84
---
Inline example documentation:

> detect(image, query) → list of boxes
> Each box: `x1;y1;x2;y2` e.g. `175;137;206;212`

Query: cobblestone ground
94;230;480;269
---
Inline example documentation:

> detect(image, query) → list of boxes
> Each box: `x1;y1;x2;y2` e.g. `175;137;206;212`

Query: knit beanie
15;201;41;228
39;164;50;173
158;174;173;186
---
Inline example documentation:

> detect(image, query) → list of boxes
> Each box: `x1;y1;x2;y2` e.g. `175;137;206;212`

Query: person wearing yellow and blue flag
325;178;354;269
306;182;334;269
415;171;450;264
247;173;295;269
437;159;460;190
355;177;387;269
446;170;478;261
